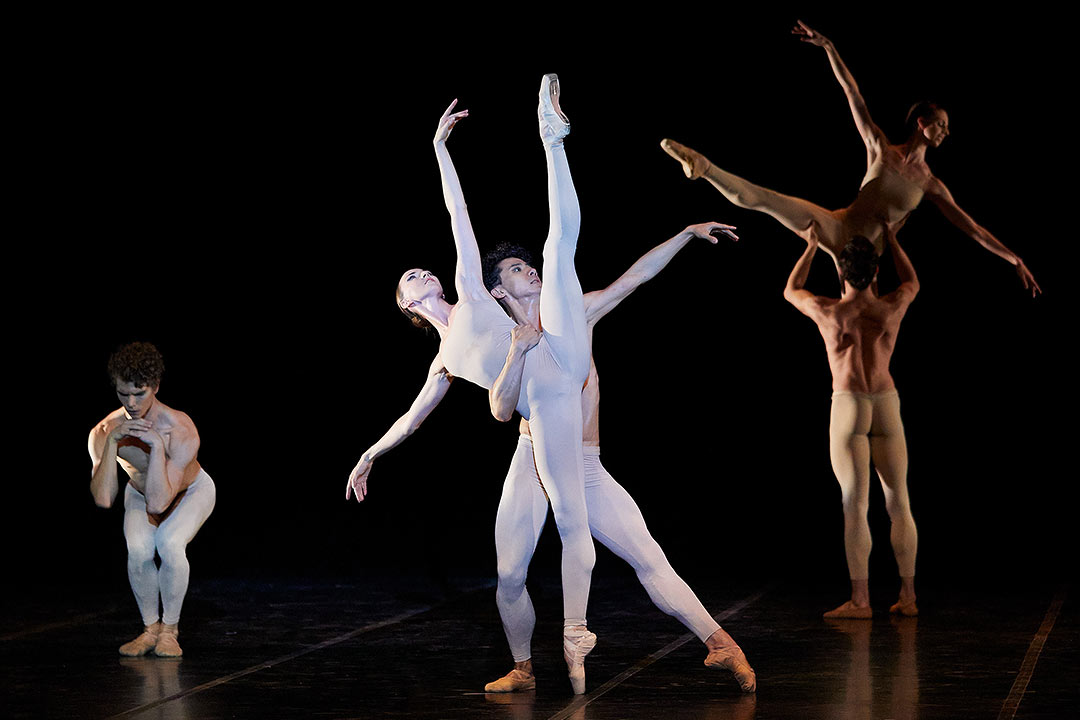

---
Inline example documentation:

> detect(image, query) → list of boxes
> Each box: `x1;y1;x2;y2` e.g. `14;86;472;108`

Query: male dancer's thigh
123;484;157;558
829;393;874;495
869;391;909;493
156;471;216;548
494;437;550;576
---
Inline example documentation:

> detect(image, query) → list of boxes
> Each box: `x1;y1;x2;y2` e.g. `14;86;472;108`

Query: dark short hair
482;242;536;291
107;342;164;388
838;236;879;291
905;100;944;137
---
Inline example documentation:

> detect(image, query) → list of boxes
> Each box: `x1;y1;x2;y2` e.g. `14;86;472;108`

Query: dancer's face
397;268;444;308
114;379;158;419
492;257;541;301
919;109;949;147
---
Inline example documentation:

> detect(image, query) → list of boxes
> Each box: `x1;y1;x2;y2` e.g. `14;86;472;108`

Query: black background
10;9;1073;600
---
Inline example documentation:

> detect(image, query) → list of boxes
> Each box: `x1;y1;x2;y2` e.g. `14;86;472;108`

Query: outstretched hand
687;222;738;243
346;457;373;502
1016;261;1042;297
434;99;469;145
792;20;831;48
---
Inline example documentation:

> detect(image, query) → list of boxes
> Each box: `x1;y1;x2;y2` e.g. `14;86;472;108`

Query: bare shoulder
156;403;200;444
90;408;125;440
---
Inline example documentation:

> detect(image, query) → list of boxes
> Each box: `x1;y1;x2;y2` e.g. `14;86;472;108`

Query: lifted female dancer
661;20;1040;296
349;76;598;693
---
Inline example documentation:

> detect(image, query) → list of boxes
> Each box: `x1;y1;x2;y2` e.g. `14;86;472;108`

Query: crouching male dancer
783;228;919;619
88;342;216;656
481;222;756;693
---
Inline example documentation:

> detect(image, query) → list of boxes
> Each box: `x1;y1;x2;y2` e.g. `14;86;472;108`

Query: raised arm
489;323;542;422
793;20;887;155
783;236;828;320
885;224;920;307
433;100;488;303
924;177;1040;296
346;355;453;502
584;222;738;323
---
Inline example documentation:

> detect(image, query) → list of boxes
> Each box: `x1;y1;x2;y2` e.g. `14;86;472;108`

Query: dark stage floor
2;571;1074;719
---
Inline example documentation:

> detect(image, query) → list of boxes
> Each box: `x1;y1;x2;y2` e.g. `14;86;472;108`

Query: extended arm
793;20;886;154
925;178;1040;296
886;225;920;304
346;355;453;502
489;324;542;422
584;222;738;323
433;100;488;303
783;238;827;319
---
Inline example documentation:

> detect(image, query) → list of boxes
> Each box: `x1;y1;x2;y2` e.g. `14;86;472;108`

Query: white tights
494;436;720;661
829;390;917;580
123;469;216;626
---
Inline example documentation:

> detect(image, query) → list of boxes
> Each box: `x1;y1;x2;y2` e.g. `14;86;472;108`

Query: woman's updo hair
905;100;944;138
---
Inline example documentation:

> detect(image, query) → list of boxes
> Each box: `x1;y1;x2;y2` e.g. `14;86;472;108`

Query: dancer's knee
155;533;189;569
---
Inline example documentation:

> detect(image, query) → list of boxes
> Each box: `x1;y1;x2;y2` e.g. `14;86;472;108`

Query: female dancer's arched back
351;76;599;693
661;20;1040;296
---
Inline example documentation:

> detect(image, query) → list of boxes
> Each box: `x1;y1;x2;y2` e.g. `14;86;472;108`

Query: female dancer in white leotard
661;20;1040;296
350;76;599;693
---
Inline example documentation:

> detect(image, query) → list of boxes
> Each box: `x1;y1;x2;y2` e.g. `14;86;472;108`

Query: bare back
812;292;911;393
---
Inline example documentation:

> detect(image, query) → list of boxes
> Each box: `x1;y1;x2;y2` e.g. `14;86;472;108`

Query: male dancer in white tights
480;226;757;693
89;342;216;656
783;228;919;619
348;223;757;694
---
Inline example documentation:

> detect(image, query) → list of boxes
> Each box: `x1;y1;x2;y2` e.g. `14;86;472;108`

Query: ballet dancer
783;226;919;619
479;224;756;694
661;20;1039;296
89;342;216;656
348;76;598;693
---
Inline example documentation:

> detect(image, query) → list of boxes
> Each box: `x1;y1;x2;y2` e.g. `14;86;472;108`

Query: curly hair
107;342;165;388
482;242;536;291
838;236;880;291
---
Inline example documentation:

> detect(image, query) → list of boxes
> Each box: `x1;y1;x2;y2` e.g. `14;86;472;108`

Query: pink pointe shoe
539;73;570;144
563;626;597;695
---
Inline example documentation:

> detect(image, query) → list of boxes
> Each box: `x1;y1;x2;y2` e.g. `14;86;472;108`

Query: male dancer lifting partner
783;227;919;618
347;223;755;693
480;225;756;693
89;342;216;656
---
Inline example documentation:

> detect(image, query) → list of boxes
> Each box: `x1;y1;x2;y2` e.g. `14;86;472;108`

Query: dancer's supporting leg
120;471;216;657
487;436;549;692
869;391;918;616
661;139;847;260
583;449;756;692
527;73;596;694
825;392;874;619
122;484;167;655
154;471;217;655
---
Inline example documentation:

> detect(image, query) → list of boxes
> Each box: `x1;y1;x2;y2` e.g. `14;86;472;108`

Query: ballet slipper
484;668;537;693
153;624;183;657
889;599;918;617
823;601;873;620
538;73;570;144
660;138;710;180
119;622;161;657
704;642;757;693
563;625;597;695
